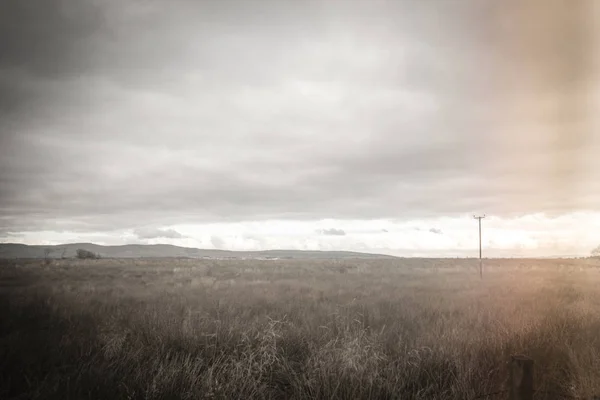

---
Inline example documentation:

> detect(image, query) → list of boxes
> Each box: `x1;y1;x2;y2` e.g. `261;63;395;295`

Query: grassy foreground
1;257;600;399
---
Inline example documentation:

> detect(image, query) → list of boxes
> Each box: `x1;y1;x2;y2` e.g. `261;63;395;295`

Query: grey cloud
343;228;389;235
0;0;308;126
134;227;184;239
0;229;23;240
429;228;443;235
0;0;598;236
242;234;267;249
0;0;103;77
0;0;106;124
319;228;347;236
211;235;225;249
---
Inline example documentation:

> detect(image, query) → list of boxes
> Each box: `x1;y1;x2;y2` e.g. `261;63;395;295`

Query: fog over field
0;0;599;257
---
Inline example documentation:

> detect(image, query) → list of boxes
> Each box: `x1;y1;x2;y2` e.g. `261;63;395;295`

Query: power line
473;214;486;279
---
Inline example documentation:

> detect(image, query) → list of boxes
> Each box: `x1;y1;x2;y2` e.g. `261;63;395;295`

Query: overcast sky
1;0;599;257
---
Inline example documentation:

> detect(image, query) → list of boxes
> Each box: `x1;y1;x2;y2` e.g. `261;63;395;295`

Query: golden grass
1;257;600;399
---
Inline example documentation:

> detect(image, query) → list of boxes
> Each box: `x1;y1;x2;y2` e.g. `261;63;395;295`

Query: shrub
76;249;100;260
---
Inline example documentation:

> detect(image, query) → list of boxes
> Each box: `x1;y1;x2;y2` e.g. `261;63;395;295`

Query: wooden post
509;355;534;400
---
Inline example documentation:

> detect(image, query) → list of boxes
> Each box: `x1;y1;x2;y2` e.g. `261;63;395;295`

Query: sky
0;0;599;257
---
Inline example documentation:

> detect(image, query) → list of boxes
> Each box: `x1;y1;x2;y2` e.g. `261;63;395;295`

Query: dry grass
1;257;600;399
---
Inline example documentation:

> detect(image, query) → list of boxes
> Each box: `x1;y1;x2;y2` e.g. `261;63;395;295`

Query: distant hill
0;243;397;260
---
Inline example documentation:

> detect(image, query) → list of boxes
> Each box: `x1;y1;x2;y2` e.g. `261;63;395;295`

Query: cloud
0;0;598;243
429;228;443;235
0;0;103;75
319;228;347;236
0;230;23;239
133;227;184;239
210;235;225;249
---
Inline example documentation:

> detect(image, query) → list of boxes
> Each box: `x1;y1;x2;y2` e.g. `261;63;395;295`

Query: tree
592;245;600;258
76;249;100;260
43;248;52;266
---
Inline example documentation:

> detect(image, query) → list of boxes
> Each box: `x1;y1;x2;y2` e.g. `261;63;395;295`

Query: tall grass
1;258;600;399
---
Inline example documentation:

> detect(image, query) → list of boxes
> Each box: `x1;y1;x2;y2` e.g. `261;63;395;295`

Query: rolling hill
0;243;397;260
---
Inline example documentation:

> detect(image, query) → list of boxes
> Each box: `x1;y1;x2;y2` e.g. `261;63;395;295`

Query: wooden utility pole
473;215;485;278
509;355;534;400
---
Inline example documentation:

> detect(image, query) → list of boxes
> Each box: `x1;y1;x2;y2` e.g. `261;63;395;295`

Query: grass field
1;257;600;399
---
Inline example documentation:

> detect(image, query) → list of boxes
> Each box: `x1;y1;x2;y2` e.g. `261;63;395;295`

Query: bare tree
592;245;600;258
43;248;52;266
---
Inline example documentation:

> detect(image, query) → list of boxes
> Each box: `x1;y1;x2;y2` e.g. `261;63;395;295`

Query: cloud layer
134;227;184;239
0;0;599;255
319;228;347;236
